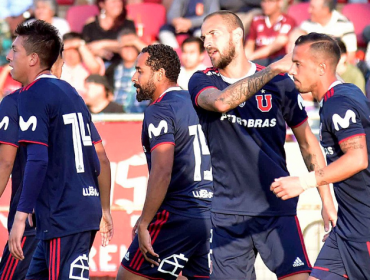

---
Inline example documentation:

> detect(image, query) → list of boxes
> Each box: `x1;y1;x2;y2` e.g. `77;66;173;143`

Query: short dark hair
295;32;341;66
335;38;347;54
15;20;62;69
85;74;113;98
181;36;205;53
63;32;82;41
141;44;181;83
204;11;245;40
323;0;336;12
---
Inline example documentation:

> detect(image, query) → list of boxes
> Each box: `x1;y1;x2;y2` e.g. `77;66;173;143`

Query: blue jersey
188;64;308;216
141;87;213;218
0;90;33;235
17;76;102;240
319;83;370;241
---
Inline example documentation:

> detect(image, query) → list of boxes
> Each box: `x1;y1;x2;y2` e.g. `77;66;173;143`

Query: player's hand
270;52;293;74
322;232;330;242
321;199;337;233
137;224;160;267
9;212;27;260
132;216;141;241
100;211;114;247
270;176;304;200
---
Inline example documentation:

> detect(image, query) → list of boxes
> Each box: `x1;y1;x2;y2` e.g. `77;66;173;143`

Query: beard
135;77;156;102
211;39;236;69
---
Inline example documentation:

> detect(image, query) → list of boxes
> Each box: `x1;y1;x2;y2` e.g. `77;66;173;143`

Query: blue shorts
0;235;38;280
210;213;312;280
311;230;370;280
121;209;211;280
25;230;96;280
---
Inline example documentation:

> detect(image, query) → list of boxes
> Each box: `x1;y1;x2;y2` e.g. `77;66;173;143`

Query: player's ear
232;27;244;45
318;62;326;76
29;53;39;67
157;68;165;82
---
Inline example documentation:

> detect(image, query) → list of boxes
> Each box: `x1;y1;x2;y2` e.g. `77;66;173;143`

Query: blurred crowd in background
0;0;370;115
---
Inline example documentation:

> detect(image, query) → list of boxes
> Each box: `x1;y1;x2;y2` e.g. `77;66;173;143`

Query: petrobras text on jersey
220;113;276;128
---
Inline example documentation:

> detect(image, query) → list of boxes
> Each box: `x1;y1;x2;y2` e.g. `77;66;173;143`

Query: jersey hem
210;209;297;216
0;140;18;148
37;226;100;240
93;139;102;145
150;142;175;152
160;206;211;219
338;133;366;144
278;270;311;279
290;117;308;128
195;86;218;107
19;140;48;147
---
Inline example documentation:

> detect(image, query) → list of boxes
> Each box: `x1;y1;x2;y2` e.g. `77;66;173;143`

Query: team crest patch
158;253;188;277
69;254;89;280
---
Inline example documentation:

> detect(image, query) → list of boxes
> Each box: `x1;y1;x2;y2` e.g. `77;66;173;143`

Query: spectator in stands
300;0;357;63
178;36;206;90
219;0;262;34
0;0;33;34
158;0;220;49
336;38;366;94
27;0;70;37
82;0;136;65
105;28;149;113
245;0;296;66
364;25;370;70
0;19;12;65
61;32;104;96
84;74;125;114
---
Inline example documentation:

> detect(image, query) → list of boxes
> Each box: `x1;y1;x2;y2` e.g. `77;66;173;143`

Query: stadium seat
126;3;166;44
66;4;99;33
341;3;370;47
286;2;310;26
57;0;74;5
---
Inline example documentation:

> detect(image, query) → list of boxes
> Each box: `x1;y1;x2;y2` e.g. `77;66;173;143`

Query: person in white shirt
178;36;207;90
300;0;357;63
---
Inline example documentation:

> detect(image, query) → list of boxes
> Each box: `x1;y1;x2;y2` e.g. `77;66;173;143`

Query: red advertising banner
0;121;148;277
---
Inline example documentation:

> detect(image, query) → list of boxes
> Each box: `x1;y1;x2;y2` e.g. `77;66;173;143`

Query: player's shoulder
281;13;295;23
256;64;291;86
1;88;22;104
325;83;363;103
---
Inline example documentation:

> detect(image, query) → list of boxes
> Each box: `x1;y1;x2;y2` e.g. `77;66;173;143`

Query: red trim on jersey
19;140;48;147
294;216;312;268
24;80;38;91
343;274;349;278
290;117;308;128
8;237;27;279
122;264;166;280
367;241;370;258
0;141;18;148
150;142;175;152
324;88;335;102
195;86;218;107
338;133;366;144
202;67;219;74
278;270;311;279
56;238;60;280
313;266;329;272
93;139;102;145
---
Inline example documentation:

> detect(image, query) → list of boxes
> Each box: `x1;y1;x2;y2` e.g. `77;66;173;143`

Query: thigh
310;231;347;280
0;235;38;280
210;212;256;280
122;210;211;280
25;239;49;280
252;216;312;278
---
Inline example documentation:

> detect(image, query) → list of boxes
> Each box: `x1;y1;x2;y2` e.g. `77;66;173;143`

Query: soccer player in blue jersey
0;51;65;280
188;11;337;280
4;20;113;279
271;33;370;279
117;44;213;280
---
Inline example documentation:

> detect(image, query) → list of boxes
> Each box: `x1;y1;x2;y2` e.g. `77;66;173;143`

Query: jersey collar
220;62;257;84
320;80;343;107
152;86;182;104
36;73;57;80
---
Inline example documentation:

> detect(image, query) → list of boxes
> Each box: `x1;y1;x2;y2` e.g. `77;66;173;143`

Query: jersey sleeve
281;77;308;128
144;105;176;152
18;90;49;146
323;96;364;143
90;122;102;144
188;71;218;108
0;94;19;147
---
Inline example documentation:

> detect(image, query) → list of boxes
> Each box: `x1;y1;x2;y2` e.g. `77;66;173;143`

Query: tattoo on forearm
213;66;275;107
303;154;319;172
340;135;364;152
317;169;329;186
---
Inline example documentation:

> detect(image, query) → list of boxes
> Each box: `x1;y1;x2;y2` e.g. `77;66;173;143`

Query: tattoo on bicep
216;66;275;107
339;135;364;153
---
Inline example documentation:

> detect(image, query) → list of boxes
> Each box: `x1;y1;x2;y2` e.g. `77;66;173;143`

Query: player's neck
316;13;332;27
23;69;52;86
268;11;281;25
314;75;339;101
151;82;178;102
219;51;251;79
